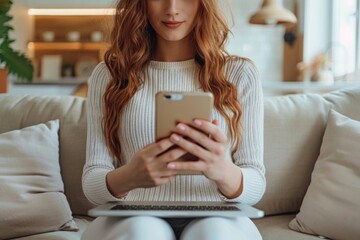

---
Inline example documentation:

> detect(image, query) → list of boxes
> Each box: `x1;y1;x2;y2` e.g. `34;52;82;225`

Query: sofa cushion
254;214;322;240
289;110;360;240
0;95;93;215
11;217;92;240
0;120;78;239
255;86;360;215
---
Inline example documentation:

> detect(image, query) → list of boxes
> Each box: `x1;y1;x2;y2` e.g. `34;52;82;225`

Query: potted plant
0;0;33;93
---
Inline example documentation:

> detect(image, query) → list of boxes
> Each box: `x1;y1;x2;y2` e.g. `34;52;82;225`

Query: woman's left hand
167;119;230;182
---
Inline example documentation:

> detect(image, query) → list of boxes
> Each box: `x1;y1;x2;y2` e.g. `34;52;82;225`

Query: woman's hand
106;138;187;198
126;138;187;188
167;119;229;181
167;119;243;198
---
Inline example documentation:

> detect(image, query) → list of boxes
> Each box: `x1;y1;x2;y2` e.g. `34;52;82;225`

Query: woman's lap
81;216;175;240
82;216;262;240
180;217;262;240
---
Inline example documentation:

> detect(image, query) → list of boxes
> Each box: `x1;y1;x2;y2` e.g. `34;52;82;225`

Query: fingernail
171;134;180;142
194;119;202;126
168;163;176;169
177;124;186;131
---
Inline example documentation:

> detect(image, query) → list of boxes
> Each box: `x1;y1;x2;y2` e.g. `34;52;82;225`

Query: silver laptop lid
89;201;264;218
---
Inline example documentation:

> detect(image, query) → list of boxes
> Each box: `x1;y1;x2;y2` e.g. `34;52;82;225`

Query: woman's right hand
107;138;187;198
127;138;186;188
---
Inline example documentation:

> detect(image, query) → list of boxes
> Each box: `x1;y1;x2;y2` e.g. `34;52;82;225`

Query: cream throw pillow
289;109;360;240
0;120;78;240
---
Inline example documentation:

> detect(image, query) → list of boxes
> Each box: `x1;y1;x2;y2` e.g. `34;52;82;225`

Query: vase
311;69;334;83
0;68;8;93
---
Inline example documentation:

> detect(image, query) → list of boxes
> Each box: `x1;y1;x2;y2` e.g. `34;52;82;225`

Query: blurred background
3;0;360;96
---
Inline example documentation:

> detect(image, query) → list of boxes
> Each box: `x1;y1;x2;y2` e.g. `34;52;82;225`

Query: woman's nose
166;0;179;16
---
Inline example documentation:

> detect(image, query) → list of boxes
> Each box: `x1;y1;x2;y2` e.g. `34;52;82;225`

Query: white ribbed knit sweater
82;59;265;206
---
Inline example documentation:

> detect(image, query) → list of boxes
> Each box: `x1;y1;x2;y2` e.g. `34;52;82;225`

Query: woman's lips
162;21;183;29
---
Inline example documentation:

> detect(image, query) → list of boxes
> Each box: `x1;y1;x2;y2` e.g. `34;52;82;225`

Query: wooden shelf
28;42;108;51
13;77;88;85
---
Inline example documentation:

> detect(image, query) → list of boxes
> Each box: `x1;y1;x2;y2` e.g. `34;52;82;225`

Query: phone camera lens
163;94;183;100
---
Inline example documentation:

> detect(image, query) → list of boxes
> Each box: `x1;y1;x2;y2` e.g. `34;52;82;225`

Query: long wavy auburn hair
104;0;243;165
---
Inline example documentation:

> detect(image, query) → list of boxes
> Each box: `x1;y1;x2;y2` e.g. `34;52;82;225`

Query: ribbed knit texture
82;59;265;206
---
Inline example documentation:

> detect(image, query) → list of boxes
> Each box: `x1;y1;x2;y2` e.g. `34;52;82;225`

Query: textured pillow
0;120;78;240
289;109;360;240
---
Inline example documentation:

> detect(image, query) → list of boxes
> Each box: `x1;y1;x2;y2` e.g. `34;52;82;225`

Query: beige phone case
155;92;214;175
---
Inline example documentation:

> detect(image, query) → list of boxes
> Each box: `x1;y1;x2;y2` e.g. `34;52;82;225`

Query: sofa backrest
0;95;93;215
254;86;360;215
0;86;359;216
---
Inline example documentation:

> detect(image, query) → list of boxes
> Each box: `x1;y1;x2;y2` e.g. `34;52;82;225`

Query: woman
82;0;265;239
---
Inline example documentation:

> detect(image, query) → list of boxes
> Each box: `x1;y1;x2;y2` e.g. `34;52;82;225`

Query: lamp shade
249;0;297;26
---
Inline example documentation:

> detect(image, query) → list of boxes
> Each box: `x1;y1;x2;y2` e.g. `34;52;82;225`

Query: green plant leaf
0;0;33;81
0;25;12;37
0;47;33;81
0;14;11;26
0;0;12;14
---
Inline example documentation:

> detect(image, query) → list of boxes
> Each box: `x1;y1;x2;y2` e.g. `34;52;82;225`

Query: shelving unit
27;15;113;82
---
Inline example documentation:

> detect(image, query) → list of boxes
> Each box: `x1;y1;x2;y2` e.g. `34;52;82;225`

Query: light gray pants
81;216;262;240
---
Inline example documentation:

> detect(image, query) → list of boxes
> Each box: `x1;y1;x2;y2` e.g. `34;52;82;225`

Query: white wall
9;2;33;54
220;0;285;83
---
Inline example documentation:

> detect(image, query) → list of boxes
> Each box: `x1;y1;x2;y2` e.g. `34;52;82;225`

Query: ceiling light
249;0;297;26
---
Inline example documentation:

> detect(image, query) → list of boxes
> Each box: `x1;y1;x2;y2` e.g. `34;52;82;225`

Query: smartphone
155;92;214;175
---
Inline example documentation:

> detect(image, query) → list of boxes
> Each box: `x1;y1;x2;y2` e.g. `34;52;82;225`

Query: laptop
89;201;264;218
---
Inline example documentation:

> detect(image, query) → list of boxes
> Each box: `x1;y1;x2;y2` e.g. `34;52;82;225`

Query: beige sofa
0;86;359;240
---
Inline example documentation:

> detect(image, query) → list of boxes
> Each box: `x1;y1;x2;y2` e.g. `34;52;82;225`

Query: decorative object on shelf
311;69;334;83
249;0;297;26
310;54;334;83
42;31;55;42
67;31;81;42
41;55;62;81
91;31;104;42
75;58;98;78
0;0;34;92
62;64;75;78
297;52;334;83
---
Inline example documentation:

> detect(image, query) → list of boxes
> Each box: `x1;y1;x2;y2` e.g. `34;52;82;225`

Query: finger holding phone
167;118;244;199
125;138;187;188
167;119;230;181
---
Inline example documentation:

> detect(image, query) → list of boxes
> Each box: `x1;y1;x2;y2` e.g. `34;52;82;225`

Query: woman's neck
153;35;196;62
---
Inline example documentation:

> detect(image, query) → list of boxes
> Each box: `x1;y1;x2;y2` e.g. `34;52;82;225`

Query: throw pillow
0;120;78;240
289;109;360;240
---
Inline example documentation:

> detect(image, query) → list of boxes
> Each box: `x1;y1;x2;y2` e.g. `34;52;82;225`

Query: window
332;0;359;80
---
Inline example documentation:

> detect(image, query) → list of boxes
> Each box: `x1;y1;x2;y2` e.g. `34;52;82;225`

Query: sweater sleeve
82;62;125;205
220;59;266;205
